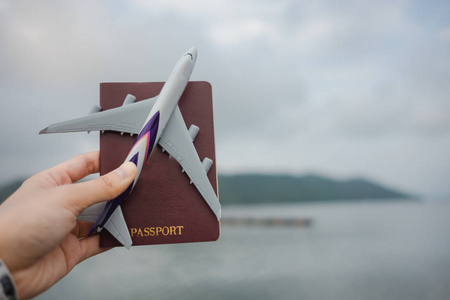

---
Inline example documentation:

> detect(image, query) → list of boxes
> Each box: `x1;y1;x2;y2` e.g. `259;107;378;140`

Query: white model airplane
40;47;221;249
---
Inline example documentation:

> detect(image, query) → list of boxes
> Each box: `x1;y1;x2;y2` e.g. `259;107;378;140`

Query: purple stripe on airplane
87;152;139;236
129;151;139;166
87;112;159;236
137;111;160;162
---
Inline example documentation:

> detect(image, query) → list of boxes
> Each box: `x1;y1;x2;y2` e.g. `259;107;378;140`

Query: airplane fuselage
90;47;198;233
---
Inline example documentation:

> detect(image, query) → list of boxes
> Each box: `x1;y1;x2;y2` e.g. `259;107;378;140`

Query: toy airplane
40;47;221;249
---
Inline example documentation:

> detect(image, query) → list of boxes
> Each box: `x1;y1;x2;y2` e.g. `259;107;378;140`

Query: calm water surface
37;200;450;300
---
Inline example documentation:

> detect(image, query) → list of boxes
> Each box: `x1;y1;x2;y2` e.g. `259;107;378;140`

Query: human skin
0;151;137;300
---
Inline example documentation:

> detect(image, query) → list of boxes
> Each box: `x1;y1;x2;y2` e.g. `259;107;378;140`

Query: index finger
45;151;100;186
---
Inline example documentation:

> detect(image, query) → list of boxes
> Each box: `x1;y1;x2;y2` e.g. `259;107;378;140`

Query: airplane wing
79;203;132;249
39;96;158;135
158;106;222;220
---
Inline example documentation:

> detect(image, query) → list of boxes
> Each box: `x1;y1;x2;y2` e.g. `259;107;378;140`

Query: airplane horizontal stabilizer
104;205;132;249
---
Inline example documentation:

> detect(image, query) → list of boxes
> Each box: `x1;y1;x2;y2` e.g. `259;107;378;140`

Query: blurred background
1;1;449;299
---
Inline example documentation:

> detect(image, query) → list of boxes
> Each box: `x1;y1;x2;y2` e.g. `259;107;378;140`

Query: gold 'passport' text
130;226;184;238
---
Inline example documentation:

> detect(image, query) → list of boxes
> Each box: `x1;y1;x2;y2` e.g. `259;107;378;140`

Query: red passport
98;81;220;247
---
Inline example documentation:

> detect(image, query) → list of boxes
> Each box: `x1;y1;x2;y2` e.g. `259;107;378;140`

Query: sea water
37;200;450;300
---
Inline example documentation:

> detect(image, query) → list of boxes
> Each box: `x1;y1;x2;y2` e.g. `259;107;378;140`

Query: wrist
0;258;17;300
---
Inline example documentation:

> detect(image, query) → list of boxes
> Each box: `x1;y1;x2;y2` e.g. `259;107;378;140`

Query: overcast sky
1;0;449;198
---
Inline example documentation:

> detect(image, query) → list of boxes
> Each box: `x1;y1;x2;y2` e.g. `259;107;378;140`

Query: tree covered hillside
218;174;409;205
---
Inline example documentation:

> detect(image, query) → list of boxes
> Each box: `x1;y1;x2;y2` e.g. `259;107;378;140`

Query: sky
0;0;449;198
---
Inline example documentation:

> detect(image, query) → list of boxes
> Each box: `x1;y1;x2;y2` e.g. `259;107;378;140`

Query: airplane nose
186;47;197;61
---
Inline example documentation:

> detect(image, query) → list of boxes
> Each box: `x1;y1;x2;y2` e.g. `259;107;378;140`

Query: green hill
218;173;410;205
1;174;410;206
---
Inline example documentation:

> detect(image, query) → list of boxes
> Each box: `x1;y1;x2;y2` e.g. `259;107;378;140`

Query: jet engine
202;158;213;174
123;94;136;105
188;125;199;141
89;105;102;114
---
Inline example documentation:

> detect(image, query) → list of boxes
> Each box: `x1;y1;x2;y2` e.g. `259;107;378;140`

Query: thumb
61;161;137;214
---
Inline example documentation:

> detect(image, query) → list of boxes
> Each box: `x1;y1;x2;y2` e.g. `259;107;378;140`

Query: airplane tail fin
103;205;133;249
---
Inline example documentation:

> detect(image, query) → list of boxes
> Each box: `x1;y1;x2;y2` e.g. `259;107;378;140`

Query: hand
0;151;137;300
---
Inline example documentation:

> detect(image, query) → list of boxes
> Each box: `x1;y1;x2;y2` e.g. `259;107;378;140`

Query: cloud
1;0;450;198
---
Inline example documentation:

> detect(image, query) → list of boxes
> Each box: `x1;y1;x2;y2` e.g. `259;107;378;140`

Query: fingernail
116;162;135;179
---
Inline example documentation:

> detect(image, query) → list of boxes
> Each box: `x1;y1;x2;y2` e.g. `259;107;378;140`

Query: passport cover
99;81;220;247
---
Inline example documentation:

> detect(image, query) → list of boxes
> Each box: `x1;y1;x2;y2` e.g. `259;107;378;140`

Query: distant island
218;173;410;205
1;173;410;205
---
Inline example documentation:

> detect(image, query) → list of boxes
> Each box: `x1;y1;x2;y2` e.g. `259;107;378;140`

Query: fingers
71;223;113;264
50;151;100;184
60;161;137;214
28;152;100;188
62;235;111;272
72;221;97;238
79;235;112;263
